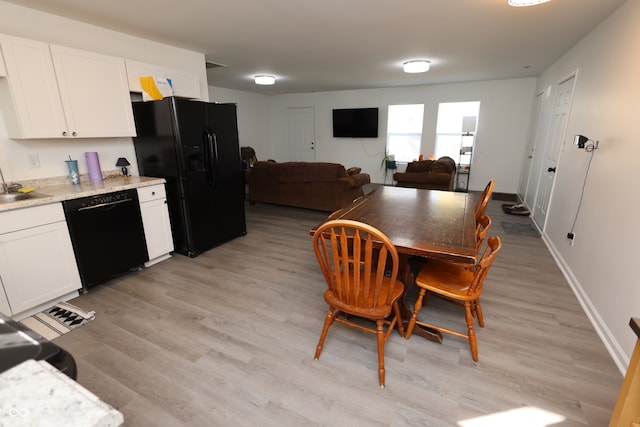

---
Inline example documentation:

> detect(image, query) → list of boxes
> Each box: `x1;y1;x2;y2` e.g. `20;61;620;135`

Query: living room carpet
500;220;540;237
20;302;95;340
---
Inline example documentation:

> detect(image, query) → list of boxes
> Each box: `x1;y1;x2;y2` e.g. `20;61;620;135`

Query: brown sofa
393;156;457;190
246;161;370;212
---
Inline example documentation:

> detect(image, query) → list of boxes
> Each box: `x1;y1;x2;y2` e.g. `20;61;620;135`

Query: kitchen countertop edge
0;176;166;212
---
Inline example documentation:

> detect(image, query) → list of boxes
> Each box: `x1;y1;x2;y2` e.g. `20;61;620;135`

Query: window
386;104;424;162
434;102;480;164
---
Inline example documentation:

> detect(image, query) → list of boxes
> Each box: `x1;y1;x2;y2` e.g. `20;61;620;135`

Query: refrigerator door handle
212;132;220;164
206;130;215;188
206;130;220;189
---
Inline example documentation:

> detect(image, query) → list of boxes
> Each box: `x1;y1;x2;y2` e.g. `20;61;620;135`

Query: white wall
209;87;271;160
210;79;536;192
0;1;207;182
264;79;537;192
530;0;639;371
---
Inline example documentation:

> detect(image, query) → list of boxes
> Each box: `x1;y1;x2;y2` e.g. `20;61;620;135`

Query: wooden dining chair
475;215;492;253
405;236;502;362
312;219;405;388
474;180;495;222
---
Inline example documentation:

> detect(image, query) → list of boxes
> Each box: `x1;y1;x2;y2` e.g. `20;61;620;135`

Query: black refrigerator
132;97;246;257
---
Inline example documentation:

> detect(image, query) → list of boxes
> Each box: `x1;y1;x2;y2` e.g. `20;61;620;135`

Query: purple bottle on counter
85;152;103;182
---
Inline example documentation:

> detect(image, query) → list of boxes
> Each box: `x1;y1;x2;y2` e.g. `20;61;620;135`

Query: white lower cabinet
0;203;81;316
137;184;174;266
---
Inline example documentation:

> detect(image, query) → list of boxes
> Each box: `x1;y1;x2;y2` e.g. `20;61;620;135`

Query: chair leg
405;288;427;339
376;319;385;388
474;298;484;328
315;307;336;360
393;301;405;338
464;301;479;362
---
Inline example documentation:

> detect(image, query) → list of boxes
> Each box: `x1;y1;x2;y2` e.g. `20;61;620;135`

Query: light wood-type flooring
54;193;622;426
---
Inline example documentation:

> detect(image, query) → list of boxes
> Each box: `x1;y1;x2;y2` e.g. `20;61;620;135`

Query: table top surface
311;186;478;264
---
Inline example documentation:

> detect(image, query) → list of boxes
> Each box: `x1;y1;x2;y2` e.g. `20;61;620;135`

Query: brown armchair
393;156;456;191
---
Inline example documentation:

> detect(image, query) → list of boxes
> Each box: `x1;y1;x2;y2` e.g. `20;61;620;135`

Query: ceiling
3;0;626;95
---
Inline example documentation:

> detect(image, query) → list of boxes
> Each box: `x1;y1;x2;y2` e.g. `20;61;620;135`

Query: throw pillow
347;167;362;176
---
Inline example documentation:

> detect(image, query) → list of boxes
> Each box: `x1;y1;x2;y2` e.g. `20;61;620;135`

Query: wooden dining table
309;185;478;343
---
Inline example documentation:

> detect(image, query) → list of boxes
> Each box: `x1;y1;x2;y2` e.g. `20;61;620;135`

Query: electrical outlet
27;154;40;169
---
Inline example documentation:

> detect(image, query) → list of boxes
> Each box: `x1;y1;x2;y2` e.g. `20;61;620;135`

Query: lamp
255;75;276;85
574;134;599;151
115;157;130;176
508;0;551;6
403;60;430;73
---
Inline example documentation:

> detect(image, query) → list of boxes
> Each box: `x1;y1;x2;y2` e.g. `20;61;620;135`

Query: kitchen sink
0;192;50;204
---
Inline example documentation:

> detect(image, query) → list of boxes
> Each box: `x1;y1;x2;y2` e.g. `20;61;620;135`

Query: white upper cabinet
0;36;68;138
125;59;165;93
165;67;201;99
125;59;201;99
0;34;136;139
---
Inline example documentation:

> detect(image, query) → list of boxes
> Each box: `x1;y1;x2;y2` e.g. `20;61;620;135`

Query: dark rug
492;192;519;202
500;221;540;237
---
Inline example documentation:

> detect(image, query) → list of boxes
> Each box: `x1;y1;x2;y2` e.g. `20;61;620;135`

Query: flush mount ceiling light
403;60;430;74
508;0;551;6
254;75;276;85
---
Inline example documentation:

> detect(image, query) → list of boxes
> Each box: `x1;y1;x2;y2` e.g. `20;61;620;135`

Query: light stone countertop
0;359;123;426
0;175;166;212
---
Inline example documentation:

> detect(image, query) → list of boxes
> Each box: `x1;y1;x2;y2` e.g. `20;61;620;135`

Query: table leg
398;254;442;343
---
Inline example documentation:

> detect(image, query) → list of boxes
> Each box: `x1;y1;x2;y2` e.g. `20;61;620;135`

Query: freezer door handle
206;130;219;189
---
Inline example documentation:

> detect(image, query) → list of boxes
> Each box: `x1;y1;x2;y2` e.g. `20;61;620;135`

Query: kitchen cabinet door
138;185;174;266
0;220;81;316
165;67;200;99
125;59;165;93
125;59;200;99
50;45;136;138
0;35;68;138
0;34;136;139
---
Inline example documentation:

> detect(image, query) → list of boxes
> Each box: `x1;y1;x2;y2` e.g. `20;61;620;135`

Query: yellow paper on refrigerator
140;76;173;101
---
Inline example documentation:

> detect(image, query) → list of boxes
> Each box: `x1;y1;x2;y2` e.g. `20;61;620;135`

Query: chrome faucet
0;167;22;193
0;166;7;194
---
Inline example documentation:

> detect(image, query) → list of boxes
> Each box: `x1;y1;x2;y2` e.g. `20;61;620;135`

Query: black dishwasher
63;189;149;290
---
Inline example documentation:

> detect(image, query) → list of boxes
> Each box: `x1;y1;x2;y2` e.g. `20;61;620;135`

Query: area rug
491;192;519;202
500;221;540;237
20;302;95;340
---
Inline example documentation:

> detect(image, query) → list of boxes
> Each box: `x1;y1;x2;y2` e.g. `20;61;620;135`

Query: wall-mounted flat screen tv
332;108;379;138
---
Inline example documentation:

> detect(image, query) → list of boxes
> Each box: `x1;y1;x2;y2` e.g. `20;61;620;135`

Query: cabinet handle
62;131;67;136
151;191;156;196
72;131;77;137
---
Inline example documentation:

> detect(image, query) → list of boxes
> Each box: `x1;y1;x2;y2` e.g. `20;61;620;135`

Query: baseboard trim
542;232;629;375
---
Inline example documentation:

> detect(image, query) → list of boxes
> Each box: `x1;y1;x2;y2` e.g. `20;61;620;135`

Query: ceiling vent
205;61;227;69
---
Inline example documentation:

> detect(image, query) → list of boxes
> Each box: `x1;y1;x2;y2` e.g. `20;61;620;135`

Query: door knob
547;167;556;173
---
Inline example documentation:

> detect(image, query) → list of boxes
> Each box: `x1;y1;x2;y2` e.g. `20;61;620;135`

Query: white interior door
520;92;543;206
288;107;316;161
532;74;576;230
